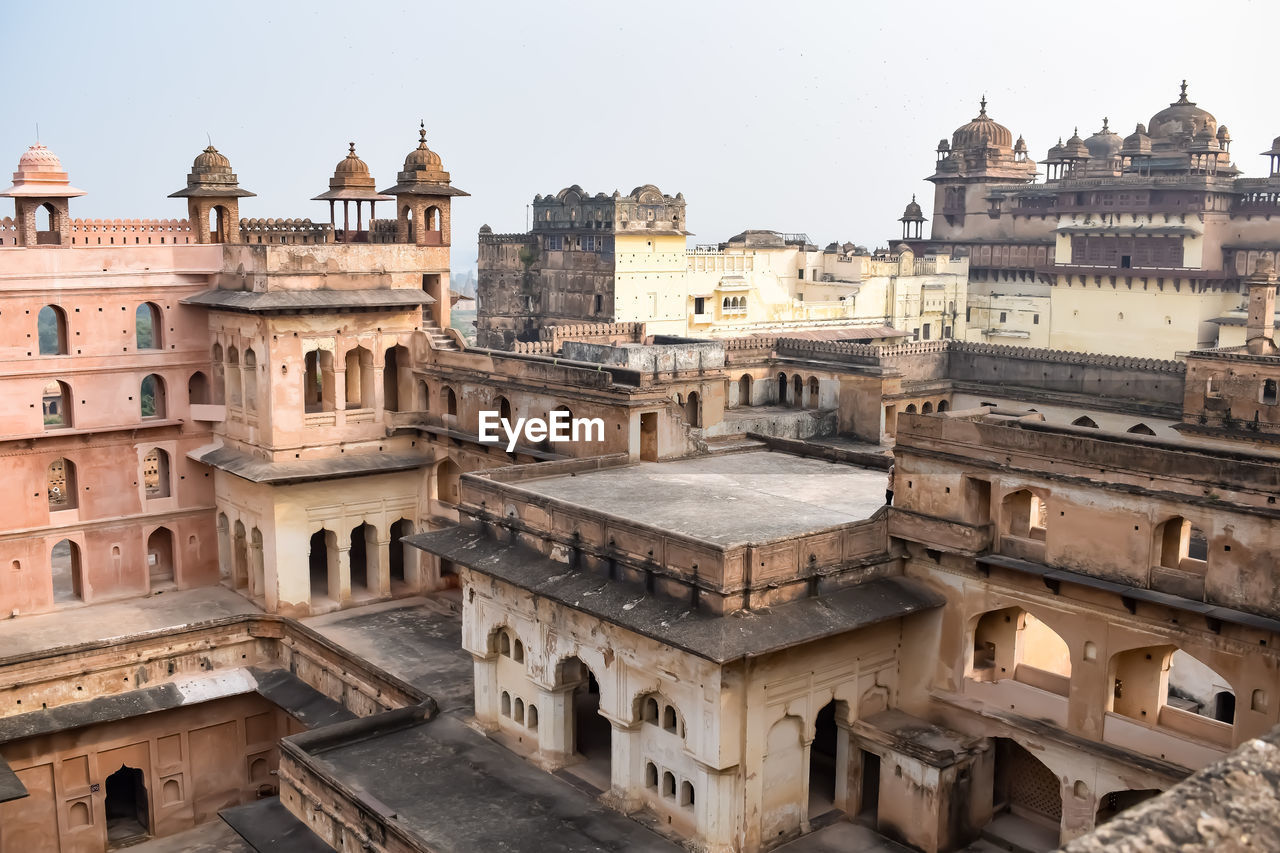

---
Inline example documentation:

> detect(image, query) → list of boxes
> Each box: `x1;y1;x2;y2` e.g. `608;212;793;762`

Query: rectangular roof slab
508;451;888;547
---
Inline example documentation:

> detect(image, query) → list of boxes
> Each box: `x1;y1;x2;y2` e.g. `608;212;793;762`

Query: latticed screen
1008;743;1063;821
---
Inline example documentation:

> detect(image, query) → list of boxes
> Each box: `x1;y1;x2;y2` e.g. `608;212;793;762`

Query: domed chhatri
1149;79;1217;143
312;142;390;242
378;122;470;248
2;143;86;198
379;121;468;199
899;194;925;239
901;195;924;221
951;96;1013;151
171;145;254;198
1085;118;1123;161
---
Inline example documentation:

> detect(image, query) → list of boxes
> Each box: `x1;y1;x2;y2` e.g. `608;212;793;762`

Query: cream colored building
686;231;967;342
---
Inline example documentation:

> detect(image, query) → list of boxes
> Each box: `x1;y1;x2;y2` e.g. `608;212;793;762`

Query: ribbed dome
900;194;924;220
334;142;371;176
951;97;1013;150
1149;81;1217;141
1061;129;1090;159
193;146;231;170
404;126;443;171
1085;118;1123;160
18;144;63;170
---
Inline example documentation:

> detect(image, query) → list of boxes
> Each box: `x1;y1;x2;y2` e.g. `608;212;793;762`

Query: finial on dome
419;120;426;144
979;95;987;116
348;142;356;155
1179;79;1188;101
911;194;916;202
1101;117;1109;133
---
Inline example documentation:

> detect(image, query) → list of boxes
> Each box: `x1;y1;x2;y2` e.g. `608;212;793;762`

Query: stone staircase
423;320;460;352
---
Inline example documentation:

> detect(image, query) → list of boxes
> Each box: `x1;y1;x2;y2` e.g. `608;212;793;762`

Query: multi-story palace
903;83;1280;358
1;122;1279;853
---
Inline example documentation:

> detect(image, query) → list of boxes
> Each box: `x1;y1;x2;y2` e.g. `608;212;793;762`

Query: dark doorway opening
858;750;880;821
809;701;839;818
640;412;658;462
350;523;372;595
105;765;149;846
561;657;611;793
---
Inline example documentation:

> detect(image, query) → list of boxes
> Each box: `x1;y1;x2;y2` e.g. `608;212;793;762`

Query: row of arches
36;303;163;356
41;374;178;431
903;400;951;415
976;403;1158;436
306;518;417;605
968;604;1241;732
731;373;824;409
211;343;260;413
44;449;174;509
1000;487;1209;575
302;344;410;414
217;515;266;599
500;691;539;730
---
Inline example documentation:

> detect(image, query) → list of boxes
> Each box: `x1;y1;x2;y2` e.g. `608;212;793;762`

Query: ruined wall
0;694;298;853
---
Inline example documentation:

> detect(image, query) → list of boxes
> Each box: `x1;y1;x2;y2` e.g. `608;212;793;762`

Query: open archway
971;606;1071;695
105;765;149;845
38;305;68;355
989;739;1061;849
556;656;611;790
51;539;83;603
436;458;461;507
147;527;175;587
738;374;752;407
389;518;414;590
309;529;337;606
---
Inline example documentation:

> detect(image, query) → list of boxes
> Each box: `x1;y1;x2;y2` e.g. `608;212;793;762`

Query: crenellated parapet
238;218;334;245
3;216;198;247
951;340;1187;374
511;340;555;355
540;321;647;348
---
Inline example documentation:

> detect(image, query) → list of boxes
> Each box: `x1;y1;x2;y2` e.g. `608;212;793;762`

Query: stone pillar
833;721;852;812
536;685;575;769
1060;779;1095;845
474;655;500;732
698;766;739;853
376;537;391;597
335;546;351;603
605;718;644;813
799;738;814;833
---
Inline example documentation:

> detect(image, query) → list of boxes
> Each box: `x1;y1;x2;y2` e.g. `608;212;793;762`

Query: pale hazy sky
4;0;1279;271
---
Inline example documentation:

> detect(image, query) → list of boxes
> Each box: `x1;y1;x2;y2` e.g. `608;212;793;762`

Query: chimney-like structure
1246;257;1279;356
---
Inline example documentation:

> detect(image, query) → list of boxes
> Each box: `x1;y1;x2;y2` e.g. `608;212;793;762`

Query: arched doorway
792;375;803;408
762;715;804;842
738;374;753;407
349;522;376;597
233;520;248;589
146;527;175;587
105;765;149;845
807;377;820;409
51;539;83;603
809;701;841;818
250;528;265;599
309;529;336;605
557;656;610;790
778;373;788;406
389;518;414;590
384;345;408;412
684;391;701;427
989;738;1061;849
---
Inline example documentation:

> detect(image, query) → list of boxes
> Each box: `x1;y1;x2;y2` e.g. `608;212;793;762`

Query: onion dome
900;194;925;222
1085;118;1123;160
312;142;389;202
1061;128;1090;160
169;144;254;199
1;143;86;198
951;97;1013;151
479;224;493;234
1121;123;1153;157
1149;80;1217;142
379;122;468;198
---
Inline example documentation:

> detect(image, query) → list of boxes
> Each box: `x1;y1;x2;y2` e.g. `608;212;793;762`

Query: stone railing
540;321;647;347
239;218;333;245
0;216;16;246
1;216;197;246
512;340;555;354
951;340;1186;374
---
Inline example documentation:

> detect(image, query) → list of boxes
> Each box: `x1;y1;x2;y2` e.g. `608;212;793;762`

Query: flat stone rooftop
511;451;888;547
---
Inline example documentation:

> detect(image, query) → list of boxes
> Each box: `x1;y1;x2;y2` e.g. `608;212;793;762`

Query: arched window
513;639;525;663
778;373;788;405
1110;646;1235;740
227;346;242;407
1002;489;1046;541
135;303;162;350
141;374;166;419
662;705;677;733
345;346;374;409
42;380;73;429
737;374;753;407
1156;517;1208;573
680;780;694;808
807;376;819;409
499;631;511;657
905;404;918;414
1072;415;1099;429
188;371;210;405
645;762;658;788
527;704;539;730
243;349;258;413
210;344;226;404
642;697;659;724
514;697;525;721
444;386;458;426
501;691;511;717
50;539;83;603
971;606;1071;695
303;349;334;413
1263;379;1278;405
922;401;934;414
384;345;409;412
47;458;77;510
496;395;512;423
143;448;171;499
684;391;701;427
662;771;676;798
436;458;461;506
37;305;68;355
938;400;950;412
